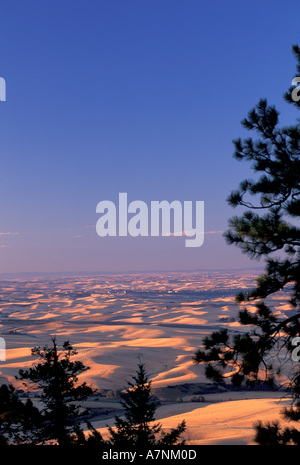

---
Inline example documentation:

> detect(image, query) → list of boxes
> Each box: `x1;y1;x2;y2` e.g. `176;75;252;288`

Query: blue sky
0;0;299;273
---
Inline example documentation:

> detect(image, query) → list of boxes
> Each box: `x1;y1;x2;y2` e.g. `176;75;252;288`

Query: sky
0;0;299;274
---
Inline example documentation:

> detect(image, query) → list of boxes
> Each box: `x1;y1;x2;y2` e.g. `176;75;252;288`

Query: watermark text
96;193;204;247
0;77;6;101
0;337;5;361
291;77;300;102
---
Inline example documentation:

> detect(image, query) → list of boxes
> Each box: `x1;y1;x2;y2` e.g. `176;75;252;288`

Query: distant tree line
0;338;186;446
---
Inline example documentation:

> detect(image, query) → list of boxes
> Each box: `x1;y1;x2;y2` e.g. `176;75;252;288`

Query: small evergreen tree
0;383;41;444
107;363;186;447
17;337;96;445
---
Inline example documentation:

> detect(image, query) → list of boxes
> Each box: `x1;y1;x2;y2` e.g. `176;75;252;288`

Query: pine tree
107;363;186;447
193;45;300;443
0;383;41;444
17;337;96;445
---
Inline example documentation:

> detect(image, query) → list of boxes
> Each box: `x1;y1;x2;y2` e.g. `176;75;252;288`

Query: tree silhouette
193;45;300;444
107;363;186;447
17;337;96;445
0;383;41;444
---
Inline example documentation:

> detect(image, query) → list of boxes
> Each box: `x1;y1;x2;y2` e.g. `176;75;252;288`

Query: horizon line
0;267;265;279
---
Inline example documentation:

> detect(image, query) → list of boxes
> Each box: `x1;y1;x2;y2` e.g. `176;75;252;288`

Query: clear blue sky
0;0;299;273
